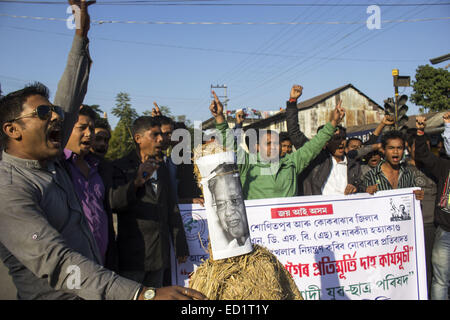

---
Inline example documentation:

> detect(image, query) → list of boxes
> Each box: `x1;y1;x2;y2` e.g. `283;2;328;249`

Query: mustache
47;120;63;131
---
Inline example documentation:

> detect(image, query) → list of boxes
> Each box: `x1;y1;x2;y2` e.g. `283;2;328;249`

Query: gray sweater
0;35;140;300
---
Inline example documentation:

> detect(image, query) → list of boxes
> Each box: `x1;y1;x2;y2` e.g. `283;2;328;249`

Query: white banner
171;188;427;300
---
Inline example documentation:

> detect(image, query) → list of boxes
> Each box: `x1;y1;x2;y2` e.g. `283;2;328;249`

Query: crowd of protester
0;0;448;300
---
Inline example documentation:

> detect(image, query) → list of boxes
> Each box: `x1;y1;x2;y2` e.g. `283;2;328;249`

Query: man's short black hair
94;117;111;132
317;124;346;138
0;82;50;147
279;131;291;143
381;130;405;149
79;105;98;122
364;150;383;161
347;137;363;144
153;115;173;127
132;116;161;136
208;163;239;201
174;121;187;130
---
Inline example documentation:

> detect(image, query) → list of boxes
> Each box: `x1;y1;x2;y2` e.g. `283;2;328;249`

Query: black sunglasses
8;105;65;123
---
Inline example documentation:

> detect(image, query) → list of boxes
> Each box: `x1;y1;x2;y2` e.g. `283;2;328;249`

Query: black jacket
285;100;362;195
111;151;189;272
301;150;363;195
96;156;119;272
415;134;450;231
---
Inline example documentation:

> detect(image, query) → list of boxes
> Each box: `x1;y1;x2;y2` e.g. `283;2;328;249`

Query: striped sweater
362;160;416;191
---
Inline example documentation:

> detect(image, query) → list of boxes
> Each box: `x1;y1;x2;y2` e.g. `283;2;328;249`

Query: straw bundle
190;139;303;300
189;244;303;300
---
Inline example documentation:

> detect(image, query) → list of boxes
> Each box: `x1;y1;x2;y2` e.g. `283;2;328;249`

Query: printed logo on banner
271;204;333;219
388;198;412;222
182;211;207;242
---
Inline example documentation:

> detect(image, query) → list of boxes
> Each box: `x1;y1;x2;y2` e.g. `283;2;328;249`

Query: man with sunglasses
0;1;204;301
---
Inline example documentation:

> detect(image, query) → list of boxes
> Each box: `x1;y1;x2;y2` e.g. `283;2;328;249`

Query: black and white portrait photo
208;163;251;248
196;151;253;260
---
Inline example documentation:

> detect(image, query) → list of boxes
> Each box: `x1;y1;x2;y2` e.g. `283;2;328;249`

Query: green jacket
215;121;336;200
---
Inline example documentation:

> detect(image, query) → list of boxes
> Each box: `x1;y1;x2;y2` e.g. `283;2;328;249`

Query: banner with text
171;188;427;300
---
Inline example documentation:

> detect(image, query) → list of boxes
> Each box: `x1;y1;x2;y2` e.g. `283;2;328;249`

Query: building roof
346;110;446;134
297;83;381;111
244;83;383;130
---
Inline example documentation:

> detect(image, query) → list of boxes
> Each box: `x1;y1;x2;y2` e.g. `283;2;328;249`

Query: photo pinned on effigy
195;151;253;260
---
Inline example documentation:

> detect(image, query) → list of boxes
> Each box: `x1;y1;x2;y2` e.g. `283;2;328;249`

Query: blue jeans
431;226;450;300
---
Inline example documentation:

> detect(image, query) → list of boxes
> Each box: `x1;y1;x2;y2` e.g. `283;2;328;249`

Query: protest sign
195;151;253;260
171;188;427;300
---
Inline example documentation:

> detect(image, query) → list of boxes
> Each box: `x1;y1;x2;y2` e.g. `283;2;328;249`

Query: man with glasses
0;0;204;301
208;163;250;249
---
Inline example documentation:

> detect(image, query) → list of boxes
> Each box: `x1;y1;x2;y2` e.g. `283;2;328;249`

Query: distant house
201;84;446;146
242;83;384;141
346;110;447;146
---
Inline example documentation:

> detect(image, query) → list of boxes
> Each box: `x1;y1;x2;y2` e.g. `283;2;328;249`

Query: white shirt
321;156;348;195
149;170;158;194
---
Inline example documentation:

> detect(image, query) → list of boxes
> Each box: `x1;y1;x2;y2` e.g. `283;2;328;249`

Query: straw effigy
189;140;303;300
189;243;303;300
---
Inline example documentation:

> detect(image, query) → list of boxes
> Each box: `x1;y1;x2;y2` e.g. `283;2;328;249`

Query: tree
111;92;138;124
410;65;450;113
106;92;139;160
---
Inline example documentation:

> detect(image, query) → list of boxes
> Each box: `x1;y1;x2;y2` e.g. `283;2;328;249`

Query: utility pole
211;84;229;121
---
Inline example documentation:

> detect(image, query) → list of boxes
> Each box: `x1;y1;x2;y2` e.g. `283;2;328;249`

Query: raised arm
54;0;95;148
286;84;309;149
288;101;345;174
414;115;444;178
210;91;253;173
211;90;236;149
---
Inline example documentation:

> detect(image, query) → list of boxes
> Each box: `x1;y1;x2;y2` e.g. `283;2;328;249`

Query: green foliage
105;121;135;160
105;94;196;160
105;92;139;161
111;92;138;124
410;65;450;113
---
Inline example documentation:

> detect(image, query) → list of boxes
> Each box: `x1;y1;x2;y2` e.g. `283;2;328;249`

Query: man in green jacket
209;85;346;200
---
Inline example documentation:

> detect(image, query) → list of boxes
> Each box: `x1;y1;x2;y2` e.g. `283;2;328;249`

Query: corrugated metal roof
296;83;381;111
244;83;383;130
